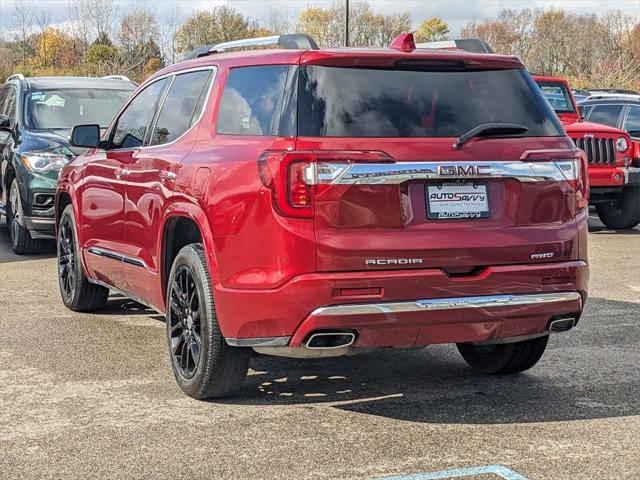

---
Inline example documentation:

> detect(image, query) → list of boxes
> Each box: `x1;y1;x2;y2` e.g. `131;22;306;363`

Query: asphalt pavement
0;215;638;479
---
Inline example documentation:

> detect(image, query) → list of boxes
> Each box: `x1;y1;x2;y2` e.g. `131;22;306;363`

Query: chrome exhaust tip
548;317;577;333
305;332;356;350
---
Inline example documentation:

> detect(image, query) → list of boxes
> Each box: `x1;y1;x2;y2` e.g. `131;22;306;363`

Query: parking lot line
380;464;528;480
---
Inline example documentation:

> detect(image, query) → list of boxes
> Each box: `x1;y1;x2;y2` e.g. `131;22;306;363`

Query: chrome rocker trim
310;292;582;317
87;247;149;269
226;336;291;348
305;161;575;186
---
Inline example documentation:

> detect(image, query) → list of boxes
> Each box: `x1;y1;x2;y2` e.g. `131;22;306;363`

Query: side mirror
577;106;584;120
0;114;10;131
70;124;101;148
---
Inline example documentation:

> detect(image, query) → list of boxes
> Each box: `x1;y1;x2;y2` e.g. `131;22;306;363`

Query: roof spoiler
415;39;493;54
182;33;319;61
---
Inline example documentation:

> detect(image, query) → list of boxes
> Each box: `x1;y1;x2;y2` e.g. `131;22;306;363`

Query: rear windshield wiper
454;123;529;149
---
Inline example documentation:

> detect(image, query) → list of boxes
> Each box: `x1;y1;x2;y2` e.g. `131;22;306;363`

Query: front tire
8;178;43;254
166;244;250;399
457;335;549;375
596;186;640;230
57;205;109;311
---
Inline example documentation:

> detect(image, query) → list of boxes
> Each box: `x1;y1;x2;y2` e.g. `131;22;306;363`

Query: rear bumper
217;260;589;348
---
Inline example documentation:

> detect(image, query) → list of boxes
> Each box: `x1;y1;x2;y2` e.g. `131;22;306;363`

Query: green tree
414;17;450;43
176;6;252;54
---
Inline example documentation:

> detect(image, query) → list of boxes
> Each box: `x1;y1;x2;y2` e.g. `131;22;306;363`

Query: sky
0;0;639;35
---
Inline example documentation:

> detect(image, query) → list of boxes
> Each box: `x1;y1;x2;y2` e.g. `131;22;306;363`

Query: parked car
578;95;640;141
0;74;136;253
571;88;591;103
57;33;589;399
534;75;640;229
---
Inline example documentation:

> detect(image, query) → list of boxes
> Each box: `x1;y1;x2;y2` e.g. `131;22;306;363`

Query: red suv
56;34;589;399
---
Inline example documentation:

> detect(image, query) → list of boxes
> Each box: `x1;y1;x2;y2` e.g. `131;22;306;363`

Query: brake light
555;153;589;211
257;150;393;219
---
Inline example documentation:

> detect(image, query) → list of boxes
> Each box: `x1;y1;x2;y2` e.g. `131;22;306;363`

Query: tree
11;0;35;67
118;10;163;78
414;17;450;43
297;1;411;47
176;6;252;54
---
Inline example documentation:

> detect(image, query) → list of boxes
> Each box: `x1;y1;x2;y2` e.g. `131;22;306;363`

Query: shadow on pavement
217;297;640;424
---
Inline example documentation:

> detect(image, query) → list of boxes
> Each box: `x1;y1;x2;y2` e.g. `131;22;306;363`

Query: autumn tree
118;9;164;78
176;6;252;54
297;1;411;47
414;17;450;43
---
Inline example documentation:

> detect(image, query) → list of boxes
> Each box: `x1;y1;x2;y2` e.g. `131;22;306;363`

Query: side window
216;65;291;136
588;104;623;128
150;69;213;146
110;78;167;149
624;106;640;139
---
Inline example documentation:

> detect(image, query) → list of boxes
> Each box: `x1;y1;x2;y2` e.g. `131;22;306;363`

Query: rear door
123;68;214;306
295;64;582;273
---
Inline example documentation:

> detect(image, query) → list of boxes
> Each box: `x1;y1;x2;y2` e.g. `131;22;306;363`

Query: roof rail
415;39;493;54
182;33;319;61
7;73;25;82
102;75;133;82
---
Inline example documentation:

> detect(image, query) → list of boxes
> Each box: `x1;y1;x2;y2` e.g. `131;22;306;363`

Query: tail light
258;150;392;219
522;149;589;212
554;152;589;211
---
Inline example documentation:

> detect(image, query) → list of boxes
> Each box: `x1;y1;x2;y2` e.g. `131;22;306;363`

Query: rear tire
8;178;43;254
166;244;250;399
457;335;549;375
57;205;109;311
596;186;640;230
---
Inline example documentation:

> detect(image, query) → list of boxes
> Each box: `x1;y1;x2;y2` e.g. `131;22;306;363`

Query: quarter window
216;66;291;136
588;104;623;128
150;70;213;146
110;78;167;149
624;105;640;139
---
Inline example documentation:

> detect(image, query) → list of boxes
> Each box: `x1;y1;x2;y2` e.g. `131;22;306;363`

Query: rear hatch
292;62;587;273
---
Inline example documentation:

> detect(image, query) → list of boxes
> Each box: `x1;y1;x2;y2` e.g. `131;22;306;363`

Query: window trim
215;65;296;137
144;67;215;150
622;104;640;139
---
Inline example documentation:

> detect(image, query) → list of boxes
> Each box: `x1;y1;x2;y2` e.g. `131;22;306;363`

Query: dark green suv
0;75;135;253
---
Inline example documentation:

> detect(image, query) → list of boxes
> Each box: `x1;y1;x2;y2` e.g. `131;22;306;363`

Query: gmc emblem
438;165;490;176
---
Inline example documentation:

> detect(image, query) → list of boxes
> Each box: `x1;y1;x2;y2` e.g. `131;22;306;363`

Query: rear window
216;65;294;136
298;66;563;138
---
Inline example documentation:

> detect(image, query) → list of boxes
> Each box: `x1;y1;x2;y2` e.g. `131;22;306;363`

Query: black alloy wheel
58;216;76;302
168;265;203;379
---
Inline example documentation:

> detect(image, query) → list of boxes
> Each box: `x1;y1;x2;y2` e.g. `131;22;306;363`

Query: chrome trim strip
311;292;582;317
305;161;571;186
226;336;291;348
87;247;149;270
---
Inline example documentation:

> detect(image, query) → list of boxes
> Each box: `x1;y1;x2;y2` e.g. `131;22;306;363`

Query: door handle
159;171;177;182
115;168;130;180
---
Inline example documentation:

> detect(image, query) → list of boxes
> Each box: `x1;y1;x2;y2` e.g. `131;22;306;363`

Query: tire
57;204;109;311
166;243;250;399
456;335;549;375
596;186;640;230
7;178;43;254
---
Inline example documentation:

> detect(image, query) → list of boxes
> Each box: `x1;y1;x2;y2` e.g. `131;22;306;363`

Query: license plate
426;182;490;219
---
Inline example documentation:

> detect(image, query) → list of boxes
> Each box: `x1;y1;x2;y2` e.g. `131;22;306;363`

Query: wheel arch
159;201;220;304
